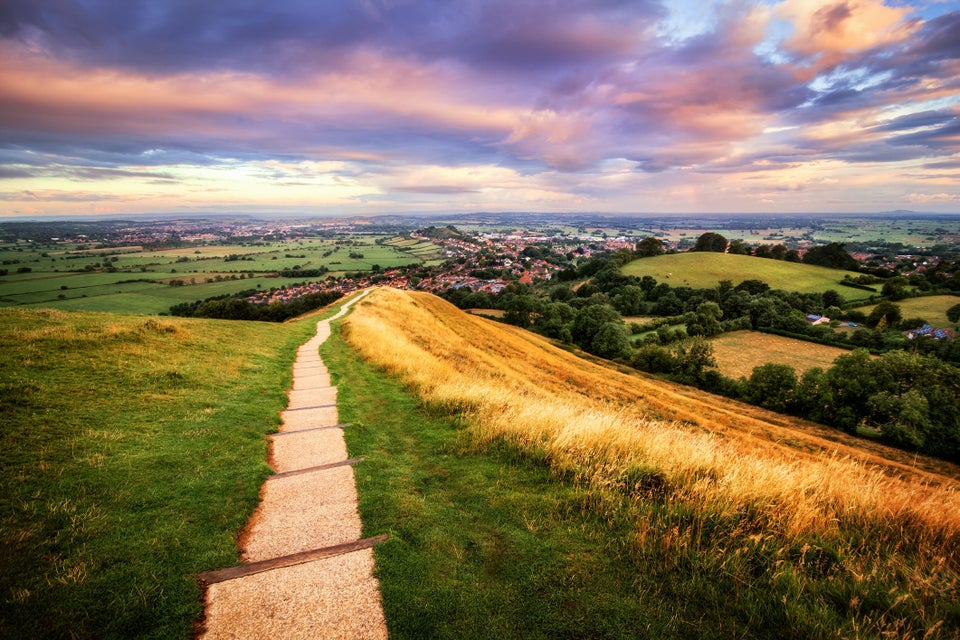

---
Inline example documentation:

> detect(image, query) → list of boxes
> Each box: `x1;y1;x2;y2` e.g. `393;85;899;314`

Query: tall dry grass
343;288;960;569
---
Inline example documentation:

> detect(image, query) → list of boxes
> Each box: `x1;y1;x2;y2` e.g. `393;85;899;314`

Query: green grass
322;319;952;639
622;253;871;300
859;294;960;327
0;308;320;639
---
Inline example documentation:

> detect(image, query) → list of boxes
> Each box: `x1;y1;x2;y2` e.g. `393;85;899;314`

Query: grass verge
0;308;317;639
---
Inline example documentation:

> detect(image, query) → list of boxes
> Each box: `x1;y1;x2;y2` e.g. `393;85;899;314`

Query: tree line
169;289;342;322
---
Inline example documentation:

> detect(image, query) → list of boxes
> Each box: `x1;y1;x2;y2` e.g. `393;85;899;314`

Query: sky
0;0;958;218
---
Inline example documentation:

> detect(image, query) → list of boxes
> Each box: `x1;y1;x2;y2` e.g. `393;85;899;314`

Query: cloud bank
0;0;957;216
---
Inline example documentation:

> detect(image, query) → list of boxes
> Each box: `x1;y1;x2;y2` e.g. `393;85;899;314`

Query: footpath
199;290;388;639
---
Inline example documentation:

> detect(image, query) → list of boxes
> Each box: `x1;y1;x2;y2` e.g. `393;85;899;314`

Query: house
805;314;830;326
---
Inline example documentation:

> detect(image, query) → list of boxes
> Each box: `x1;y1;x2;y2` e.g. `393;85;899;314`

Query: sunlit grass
0;307;318;638
343;287;960;637
621;252;870;298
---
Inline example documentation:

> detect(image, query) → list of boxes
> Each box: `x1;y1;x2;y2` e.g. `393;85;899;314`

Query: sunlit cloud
0;0;957;216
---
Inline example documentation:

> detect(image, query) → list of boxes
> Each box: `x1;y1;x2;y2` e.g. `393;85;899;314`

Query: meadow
621;252;873;300
860;294;960;328
709;330;854;379
0;235;441;314
341;288;960;638
0;307;319;638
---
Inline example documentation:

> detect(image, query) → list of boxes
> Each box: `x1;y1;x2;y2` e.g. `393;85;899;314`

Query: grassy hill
335;288;960;638
5;289;960;638
860;294;960;327
621;252;871;299
0;308;317;639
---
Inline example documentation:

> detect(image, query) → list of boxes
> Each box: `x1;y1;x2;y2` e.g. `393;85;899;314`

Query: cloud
0;1;958;215
393;185;480;195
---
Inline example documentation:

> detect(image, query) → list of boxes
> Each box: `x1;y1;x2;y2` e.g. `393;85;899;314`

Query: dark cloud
923;158;960;170
887;118;960;149
872;110;956;132
0;0;662;77
912;10;960;60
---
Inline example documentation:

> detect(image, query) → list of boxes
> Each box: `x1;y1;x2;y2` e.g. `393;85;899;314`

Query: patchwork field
0;235;441;314
621;252;871;300
709;330;854;379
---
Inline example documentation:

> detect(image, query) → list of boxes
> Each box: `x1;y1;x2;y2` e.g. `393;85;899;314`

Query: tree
591;322;631;359
802;243;859;271
672;337;715;382
503;294;540;328
692;232;728;253
612;285;646;316
866;301;902;329
822;289;845;309
742;364;798;413
753;245;773;259
636;236;666;257
947;303;960;324
881;277;908;301
686;302;723;337
571;304;622;350
727;239;750;255
631;344;675;374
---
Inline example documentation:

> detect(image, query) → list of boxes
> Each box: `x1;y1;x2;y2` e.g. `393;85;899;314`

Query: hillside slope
621;252;867;297
339;288;960;635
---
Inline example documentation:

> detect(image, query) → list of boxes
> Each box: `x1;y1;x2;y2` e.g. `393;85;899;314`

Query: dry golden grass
710;330;854;379
343;289;960;578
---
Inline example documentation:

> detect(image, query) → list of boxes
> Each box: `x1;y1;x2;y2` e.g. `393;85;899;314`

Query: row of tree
169;290;343;322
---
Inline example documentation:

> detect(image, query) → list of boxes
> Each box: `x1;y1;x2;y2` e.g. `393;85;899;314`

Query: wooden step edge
198;534;389;585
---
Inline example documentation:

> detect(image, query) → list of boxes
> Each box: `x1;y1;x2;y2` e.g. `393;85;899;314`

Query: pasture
621;252;871;299
709;330;854;379
859;294;960;328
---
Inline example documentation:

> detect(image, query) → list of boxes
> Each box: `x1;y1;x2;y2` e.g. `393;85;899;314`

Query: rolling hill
338;287;960;637
620;252;871;299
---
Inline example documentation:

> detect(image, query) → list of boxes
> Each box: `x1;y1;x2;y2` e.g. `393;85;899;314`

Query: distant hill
416;224;464;240
621;252;869;298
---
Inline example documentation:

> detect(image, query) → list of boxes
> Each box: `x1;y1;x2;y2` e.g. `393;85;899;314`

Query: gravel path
199;291;388;639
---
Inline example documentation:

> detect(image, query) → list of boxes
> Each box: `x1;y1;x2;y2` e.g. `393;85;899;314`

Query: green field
622;252;871;299
0;306;320;638
860;294;960;328
0;235;441;315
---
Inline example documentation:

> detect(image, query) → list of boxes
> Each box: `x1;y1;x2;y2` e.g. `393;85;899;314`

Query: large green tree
802;242;859;270
692;232;728;252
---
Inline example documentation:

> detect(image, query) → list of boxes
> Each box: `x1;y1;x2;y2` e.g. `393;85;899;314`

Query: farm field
339;288;960;637
709;330;854;379
0;235;441;314
621;252;871;299
859;294;960;328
